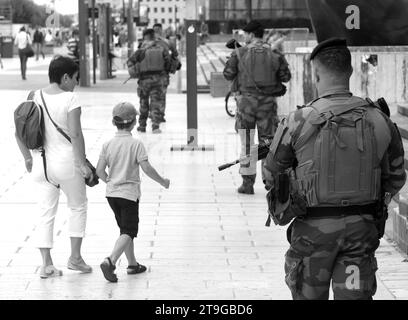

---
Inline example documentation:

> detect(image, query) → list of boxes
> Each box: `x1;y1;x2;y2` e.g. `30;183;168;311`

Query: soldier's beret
242;20;264;33
310;37;348;61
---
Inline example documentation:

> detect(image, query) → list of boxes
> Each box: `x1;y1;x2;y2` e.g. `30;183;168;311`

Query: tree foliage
12;0;73;28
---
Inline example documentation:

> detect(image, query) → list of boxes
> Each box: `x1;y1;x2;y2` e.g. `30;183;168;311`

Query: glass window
161;8;165;13
169;7;172;13
161;18;165;24
169;18;173;24
154;18;158;24
154;7;157;13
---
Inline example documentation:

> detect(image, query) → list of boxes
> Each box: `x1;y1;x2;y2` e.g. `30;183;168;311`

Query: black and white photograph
1;0;408;309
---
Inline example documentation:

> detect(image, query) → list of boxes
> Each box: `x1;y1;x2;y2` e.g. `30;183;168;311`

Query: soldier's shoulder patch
296;105;307;110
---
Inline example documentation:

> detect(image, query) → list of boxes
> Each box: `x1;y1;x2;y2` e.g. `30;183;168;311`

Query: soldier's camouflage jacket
128;40;171;80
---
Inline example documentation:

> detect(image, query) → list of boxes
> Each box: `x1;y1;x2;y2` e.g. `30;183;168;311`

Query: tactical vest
139;43;165;74
294;97;381;207
237;42;280;92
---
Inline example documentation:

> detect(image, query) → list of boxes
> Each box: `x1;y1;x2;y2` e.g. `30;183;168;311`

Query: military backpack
139;42;166;74
294;98;381;207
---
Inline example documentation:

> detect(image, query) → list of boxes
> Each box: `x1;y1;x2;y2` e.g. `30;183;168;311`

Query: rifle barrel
218;160;239;171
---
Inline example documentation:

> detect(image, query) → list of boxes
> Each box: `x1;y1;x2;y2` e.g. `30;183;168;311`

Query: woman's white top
34;90;81;179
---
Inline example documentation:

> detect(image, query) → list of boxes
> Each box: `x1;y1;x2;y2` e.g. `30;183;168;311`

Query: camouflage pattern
223;38;290;181
155;36;179;120
286;214;379;300
236;93;279;179
158;74;170;119
223;39;291;96
263;90;406;300
131;38;171;128
137;75;167;128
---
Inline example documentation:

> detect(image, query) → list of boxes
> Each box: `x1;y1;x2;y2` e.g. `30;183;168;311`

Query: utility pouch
266;169;307;227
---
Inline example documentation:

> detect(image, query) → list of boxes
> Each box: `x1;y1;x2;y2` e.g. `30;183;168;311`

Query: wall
276;47;408;116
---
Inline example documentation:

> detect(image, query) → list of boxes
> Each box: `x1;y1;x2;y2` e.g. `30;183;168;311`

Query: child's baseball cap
112;102;139;124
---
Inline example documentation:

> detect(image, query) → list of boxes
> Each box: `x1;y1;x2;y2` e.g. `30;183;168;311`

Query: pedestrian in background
15;56;93;278
33;27;45;60
153;23;180;124
223;20;291;194
14;26;32;80
96;102;170;282
127;28;171;134
67;29;80;64
0;39;3;69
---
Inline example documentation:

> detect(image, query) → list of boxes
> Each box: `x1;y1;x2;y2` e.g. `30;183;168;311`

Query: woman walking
15;56;93;278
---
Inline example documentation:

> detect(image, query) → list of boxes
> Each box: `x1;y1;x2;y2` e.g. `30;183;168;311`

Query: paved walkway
0;56;407;300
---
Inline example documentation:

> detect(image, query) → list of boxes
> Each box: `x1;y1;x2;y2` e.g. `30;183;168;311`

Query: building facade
0;0;12;36
208;0;311;34
138;0;186;30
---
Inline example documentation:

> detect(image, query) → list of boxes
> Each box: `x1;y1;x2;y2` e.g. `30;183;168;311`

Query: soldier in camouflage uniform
129;29;170;134
223;20;291;194
153;23;180;123
263;38;406;300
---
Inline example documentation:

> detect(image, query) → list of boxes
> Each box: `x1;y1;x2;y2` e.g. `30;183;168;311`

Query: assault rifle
218;138;273;171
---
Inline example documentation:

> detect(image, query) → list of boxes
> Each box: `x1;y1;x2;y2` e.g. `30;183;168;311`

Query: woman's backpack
14;91;44;150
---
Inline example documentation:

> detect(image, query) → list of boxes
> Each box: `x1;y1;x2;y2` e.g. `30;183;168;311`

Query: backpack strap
40;90;71;143
27;90;35;100
39;90;73;189
235;47;267;95
293;99;369;151
269;121;288;157
40;148;59;189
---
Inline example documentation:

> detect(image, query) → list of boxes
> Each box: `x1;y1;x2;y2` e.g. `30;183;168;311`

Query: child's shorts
107;197;139;239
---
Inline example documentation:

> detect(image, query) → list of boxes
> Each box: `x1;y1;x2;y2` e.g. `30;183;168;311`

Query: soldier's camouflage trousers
158;75;170;118
285;214;380;300
235;93;279;179
137;75;167;128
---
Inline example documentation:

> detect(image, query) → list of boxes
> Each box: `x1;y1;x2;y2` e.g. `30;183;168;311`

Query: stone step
398;103;408;117
391;114;408;140
389;114;408;170
403;139;408;170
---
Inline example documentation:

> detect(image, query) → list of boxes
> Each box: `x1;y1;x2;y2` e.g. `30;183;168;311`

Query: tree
12;0;74;28
12;0;47;26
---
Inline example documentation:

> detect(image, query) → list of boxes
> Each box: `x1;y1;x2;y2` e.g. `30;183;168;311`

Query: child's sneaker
127;263;147;274
100;257;118;283
39;265;63;279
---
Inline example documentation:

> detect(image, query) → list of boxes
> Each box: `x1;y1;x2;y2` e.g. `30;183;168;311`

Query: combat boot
237;175;256;194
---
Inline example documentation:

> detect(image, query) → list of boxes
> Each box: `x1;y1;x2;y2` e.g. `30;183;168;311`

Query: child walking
96;102;170;282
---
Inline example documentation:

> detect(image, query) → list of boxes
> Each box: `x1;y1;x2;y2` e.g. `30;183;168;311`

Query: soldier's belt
306;203;377;218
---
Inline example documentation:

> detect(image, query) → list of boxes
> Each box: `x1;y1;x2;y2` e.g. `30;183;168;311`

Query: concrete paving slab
0;61;407;301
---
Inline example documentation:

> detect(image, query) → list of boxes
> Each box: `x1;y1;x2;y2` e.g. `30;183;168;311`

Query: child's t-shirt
99;132;148;202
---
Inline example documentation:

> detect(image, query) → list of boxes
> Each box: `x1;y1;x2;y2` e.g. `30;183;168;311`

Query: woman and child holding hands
15;56;170;283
